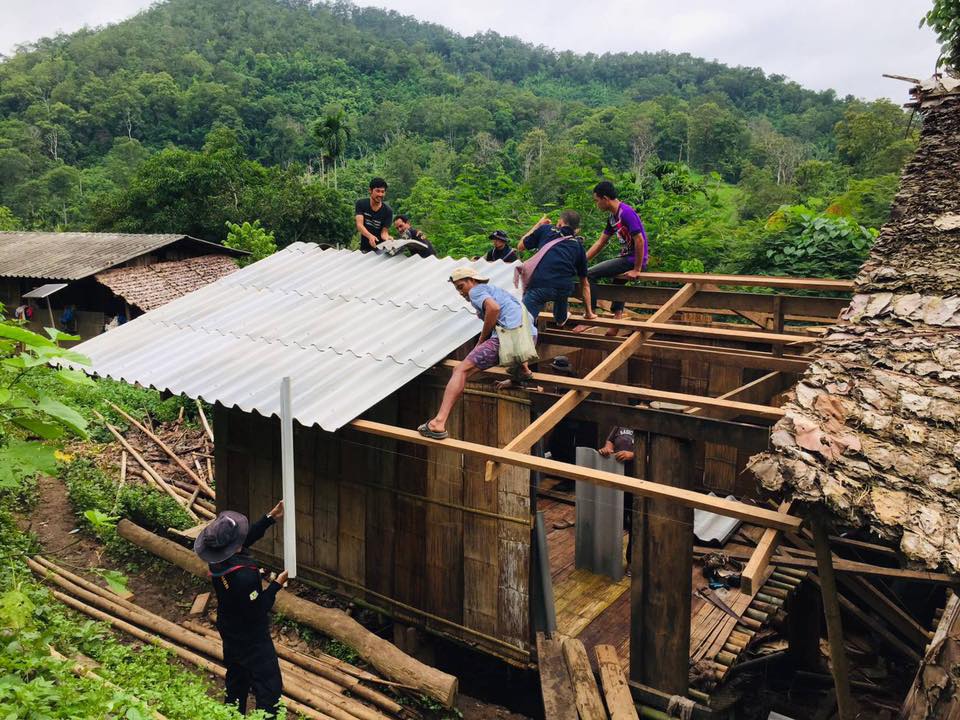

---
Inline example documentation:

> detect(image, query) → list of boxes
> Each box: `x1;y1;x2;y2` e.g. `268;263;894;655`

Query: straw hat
449;267;489;284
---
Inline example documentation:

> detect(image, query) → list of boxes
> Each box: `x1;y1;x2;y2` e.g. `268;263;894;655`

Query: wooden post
811;516;855;720
630;433;692;694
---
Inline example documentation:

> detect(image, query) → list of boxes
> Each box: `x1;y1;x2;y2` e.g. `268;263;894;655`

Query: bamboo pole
183;620;406;713
50;590;334;720
33;562;383;720
108;401;215;498
49;646;169;720
196;400;214;443
115;521;458;707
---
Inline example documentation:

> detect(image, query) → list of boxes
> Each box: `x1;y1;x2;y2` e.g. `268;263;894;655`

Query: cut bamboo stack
93;406;216;521
29;555;415;720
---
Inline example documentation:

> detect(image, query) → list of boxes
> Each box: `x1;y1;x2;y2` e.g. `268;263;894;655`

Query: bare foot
571;324;590;334
605;326;621;337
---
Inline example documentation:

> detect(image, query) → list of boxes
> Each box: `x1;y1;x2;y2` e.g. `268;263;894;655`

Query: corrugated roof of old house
748;91;960;573
0;231;244;280
95;254;240;312
70;243;521;432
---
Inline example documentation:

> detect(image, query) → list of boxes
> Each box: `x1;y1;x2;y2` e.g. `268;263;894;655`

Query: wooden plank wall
214;377;533;660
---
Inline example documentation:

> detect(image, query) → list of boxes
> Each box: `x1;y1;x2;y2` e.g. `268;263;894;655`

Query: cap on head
449;267;490;284
194;511;250;563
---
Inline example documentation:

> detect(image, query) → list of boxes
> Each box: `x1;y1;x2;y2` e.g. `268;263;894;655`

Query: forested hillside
0;0;918;276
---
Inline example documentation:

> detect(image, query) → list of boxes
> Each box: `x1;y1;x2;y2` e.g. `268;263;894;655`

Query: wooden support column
484;283;699;484
630;434;692;694
811;516;856;720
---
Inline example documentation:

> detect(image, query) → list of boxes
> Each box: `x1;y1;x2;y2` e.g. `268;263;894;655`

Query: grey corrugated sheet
71;243;521;431
694;494;742;545
0;232;242;279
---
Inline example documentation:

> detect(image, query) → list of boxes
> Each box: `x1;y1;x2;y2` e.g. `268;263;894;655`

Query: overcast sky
0;0;942;102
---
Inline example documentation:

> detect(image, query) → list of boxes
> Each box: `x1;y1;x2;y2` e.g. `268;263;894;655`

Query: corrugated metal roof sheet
0;232;243;280
95;255;240;312
72;243;521;431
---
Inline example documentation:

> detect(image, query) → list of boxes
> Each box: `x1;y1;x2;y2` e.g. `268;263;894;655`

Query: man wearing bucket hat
195;501;287;717
419;267;536;439
484;230;518;263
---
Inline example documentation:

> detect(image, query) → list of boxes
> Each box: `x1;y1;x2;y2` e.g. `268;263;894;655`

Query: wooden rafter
349;418;802;532
440;360;785;422
541;313;820;346
538;332;813;373
740;501;792;594
626;271;854;292
687;370;793;421
484;283;699;484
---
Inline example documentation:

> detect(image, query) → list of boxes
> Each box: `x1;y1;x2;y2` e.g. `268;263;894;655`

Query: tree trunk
116;519;458;707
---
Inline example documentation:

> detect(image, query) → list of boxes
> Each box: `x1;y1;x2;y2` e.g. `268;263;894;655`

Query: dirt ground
19;473;533;720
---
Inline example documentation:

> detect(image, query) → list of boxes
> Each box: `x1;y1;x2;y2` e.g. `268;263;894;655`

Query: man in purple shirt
583;180;649;326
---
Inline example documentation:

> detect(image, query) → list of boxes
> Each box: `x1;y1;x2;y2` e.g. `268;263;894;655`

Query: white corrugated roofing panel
71;243;521;430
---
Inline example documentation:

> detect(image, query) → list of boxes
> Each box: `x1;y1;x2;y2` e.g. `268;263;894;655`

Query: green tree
834;100;915;175
313;108;352;188
686;102;749;180
0;206;19;231
922;0;960;70
224;220;276;265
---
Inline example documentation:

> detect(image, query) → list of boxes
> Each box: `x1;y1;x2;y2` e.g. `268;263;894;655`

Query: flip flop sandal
417;422;448;440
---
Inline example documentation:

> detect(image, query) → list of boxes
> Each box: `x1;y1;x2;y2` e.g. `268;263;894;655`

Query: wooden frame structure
218;271;940;713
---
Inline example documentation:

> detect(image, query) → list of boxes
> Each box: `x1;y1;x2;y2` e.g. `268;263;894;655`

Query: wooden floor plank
537;633;578;720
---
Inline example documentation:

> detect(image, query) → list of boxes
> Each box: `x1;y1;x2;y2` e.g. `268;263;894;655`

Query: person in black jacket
194;502;287;717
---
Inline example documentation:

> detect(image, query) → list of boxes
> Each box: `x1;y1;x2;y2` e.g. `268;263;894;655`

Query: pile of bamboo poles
94;402;216;522
691;565;803;691
29;555;415;720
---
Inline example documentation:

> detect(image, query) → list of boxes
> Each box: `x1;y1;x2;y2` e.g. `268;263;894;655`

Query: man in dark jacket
194;501;287;717
485;230;518;263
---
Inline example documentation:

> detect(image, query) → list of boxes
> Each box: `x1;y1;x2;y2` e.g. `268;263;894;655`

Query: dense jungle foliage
0;0;923;274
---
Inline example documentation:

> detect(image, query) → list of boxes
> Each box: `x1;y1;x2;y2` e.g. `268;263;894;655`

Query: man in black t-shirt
393;215;436;258
355;177;393;252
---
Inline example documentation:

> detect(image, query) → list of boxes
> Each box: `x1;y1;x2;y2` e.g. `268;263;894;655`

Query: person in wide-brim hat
194;510;250;563
194;502;287;718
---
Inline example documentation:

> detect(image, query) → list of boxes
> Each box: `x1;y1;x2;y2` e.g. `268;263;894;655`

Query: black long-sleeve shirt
209;515;281;642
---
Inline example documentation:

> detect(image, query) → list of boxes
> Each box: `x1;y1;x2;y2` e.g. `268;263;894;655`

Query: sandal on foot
417;422;448;440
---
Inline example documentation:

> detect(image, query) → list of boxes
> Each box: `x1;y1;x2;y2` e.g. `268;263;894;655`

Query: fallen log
108;401;215;498
116;519;458;707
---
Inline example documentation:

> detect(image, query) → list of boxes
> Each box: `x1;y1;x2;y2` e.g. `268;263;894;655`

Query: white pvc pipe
279;376;297;578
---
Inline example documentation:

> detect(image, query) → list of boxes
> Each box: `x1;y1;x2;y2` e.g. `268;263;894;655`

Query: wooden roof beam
349;418;802;532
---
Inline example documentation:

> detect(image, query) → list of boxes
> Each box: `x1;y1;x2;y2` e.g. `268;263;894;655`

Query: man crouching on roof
419;267;537;440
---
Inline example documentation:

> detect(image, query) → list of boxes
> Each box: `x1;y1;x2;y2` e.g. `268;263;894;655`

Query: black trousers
222;637;282;717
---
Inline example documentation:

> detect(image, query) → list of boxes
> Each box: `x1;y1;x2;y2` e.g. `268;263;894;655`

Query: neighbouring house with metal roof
0;231;244;337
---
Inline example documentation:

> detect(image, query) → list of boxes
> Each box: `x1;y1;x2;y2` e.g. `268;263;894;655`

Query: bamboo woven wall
213;375;533;662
